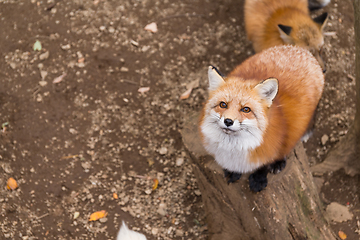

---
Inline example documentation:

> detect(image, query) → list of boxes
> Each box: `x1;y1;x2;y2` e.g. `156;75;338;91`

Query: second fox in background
244;0;329;72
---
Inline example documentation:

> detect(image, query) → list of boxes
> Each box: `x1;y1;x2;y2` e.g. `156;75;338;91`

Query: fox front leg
223;169;242;184
248;166;268;192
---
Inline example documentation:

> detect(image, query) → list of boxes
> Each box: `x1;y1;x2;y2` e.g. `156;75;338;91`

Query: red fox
244;0;328;72
200;45;324;192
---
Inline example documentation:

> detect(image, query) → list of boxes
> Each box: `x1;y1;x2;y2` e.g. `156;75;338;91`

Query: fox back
200;45;324;174
244;0;328;71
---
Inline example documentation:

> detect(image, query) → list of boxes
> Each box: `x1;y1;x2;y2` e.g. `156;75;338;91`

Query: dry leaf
53;73;67;84
138;87;150;94
89;210;108;221
144;22;158;33
180;88;192;100
113;193;118;199
147;158;155;167
7;177;18;190
152;178;159;190
180;79;200;100
338;230;347;239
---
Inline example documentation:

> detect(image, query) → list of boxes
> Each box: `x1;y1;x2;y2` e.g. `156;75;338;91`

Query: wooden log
181;112;336;240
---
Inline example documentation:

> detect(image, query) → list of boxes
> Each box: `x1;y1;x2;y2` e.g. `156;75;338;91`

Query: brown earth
0;0;358;239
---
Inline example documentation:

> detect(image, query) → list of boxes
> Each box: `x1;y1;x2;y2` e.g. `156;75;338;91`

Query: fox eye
241;107;251;113
219;101;227;108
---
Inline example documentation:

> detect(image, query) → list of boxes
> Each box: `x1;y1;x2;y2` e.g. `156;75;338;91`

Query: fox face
200;66;278;172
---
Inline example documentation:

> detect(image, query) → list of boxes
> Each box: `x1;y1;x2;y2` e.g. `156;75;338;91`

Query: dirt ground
0;0;359;239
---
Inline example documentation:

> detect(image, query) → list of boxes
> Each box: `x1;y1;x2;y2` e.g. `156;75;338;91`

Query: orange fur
200;45;324;169
244;0;327;71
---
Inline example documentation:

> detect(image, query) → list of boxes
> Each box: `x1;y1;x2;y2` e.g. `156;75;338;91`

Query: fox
200;45;324;192
244;0;328;72
117;221;147;240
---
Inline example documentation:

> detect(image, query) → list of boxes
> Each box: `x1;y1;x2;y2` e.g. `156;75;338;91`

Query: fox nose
224;118;234;127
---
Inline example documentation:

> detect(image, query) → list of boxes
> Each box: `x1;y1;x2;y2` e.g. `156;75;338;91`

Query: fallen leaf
89;210;108;221
180;88;192;100
338;230;347;239
180;79;200;100
147;158;155;167
53;73;67;84
152;178;159;190
144;22;158;33
7;177;18;190
138;87;150;94
113;193;118;199
33;40;42;51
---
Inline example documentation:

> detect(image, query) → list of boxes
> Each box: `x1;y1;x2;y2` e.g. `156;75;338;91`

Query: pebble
40;70;48;80
321;134;329;145
39;81;47;87
151;228;159;235
61;44;71;50
9;62;16;69
176;158;184;166
176;229;184;237
158;147;167;155
39;51;49;60
157;202;167;216
120;67;129;72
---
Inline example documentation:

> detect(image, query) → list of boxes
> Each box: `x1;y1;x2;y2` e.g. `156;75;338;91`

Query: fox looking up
200;45;324;192
244;0;328;72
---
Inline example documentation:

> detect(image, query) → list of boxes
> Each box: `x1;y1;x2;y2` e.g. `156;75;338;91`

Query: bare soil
0;0;358;239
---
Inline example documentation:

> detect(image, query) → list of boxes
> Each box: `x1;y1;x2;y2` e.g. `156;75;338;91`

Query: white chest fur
201;111;264;173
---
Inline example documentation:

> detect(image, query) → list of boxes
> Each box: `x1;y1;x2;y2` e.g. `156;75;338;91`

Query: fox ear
208;66;225;92
254;78;278;106
277;24;293;44
313;12;328;31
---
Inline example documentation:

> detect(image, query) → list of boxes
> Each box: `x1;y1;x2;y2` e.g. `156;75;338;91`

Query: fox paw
249;168;268;192
269;159;286;174
223;169;242;184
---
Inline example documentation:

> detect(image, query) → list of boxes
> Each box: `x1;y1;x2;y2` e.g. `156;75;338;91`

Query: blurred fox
244;0;328;72
200;45;324;192
117;222;147;240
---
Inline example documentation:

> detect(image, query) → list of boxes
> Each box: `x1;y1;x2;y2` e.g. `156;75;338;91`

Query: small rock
99;217;108;223
40;70;48;80
176;158;184;166
145;189;152;195
39;81;47;87
81;162;91;170
157;202;167;216
194;190;202;196
321;134;329;145
108;27;115;33
61;44;71;50
69;128;78;134
151;228;159;235
158;147;167;155
73;211;80;219
130;40;139;47
39;51;50;60
120;67;129;72
326;202;353;222
175;229;184;237
9;62;16;69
